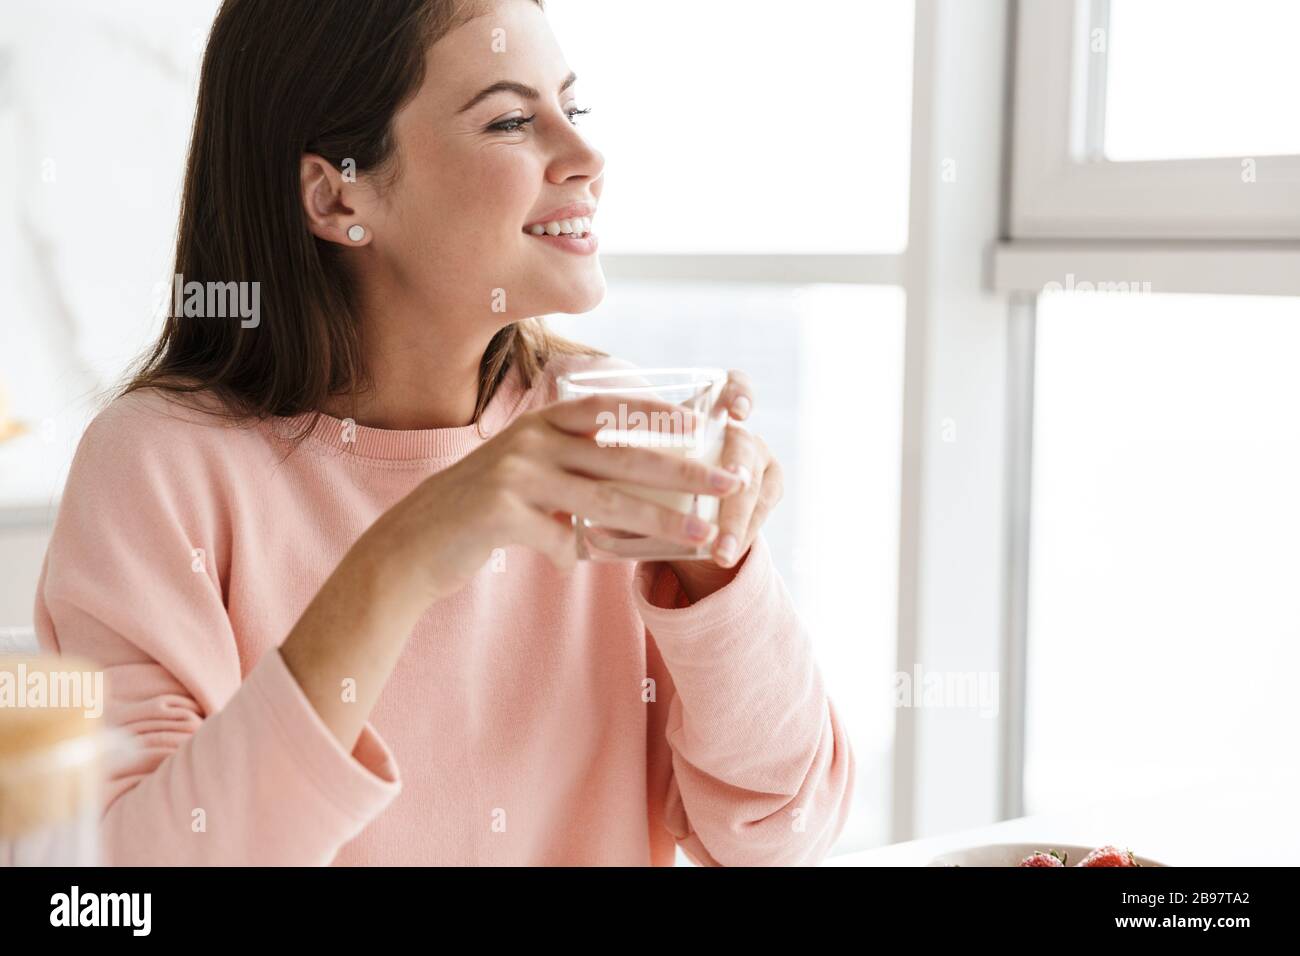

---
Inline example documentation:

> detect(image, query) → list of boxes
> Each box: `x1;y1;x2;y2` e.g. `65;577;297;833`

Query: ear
300;153;373;247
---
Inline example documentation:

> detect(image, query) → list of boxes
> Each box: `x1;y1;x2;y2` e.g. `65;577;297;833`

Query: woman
34;0;854;866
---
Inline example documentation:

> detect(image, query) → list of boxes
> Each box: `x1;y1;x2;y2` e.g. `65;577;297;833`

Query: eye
490;114;536;133
489;106;592;133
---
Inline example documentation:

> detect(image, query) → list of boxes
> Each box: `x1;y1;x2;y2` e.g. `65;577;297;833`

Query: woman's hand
665;370;785;602
363;393;747;604
284;391;744;752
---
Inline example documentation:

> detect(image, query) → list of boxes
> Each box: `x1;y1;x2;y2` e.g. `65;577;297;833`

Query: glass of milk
557;367;728;561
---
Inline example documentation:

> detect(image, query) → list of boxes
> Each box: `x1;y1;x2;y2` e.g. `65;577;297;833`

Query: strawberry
1019;849;1067;867
1076;845;1138;867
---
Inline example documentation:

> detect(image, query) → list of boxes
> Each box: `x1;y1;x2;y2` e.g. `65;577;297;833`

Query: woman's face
363;0;606;332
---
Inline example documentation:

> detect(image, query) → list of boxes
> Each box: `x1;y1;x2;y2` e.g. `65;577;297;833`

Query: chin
537;273;607;316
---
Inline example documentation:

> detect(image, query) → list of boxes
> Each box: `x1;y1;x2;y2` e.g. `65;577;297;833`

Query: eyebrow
457;71;578;114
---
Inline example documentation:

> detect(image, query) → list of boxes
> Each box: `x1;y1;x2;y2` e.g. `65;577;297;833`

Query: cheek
454;148;539;234
462;168;539;278
390;148;535;252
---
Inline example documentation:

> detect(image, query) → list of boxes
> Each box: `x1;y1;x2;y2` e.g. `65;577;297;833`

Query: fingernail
709;468;739;492
685;515;713;541
731;396;752;419
716;533;738;564
725;463;752;489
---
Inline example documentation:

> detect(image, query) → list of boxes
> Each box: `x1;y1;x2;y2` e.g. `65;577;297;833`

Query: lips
521;199;599;255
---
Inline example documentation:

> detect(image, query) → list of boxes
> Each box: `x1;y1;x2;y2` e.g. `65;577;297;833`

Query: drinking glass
556;367;728;561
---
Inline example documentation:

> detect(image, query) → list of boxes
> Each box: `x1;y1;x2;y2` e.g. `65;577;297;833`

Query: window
1025;290;1300;812
998;0;1300;828
1104;0;1300;161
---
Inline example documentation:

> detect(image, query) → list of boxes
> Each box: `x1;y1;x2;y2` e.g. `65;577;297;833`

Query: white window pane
549;282;905;851
1026;291;1300;814
1104;0;1300;161
547;0;914;254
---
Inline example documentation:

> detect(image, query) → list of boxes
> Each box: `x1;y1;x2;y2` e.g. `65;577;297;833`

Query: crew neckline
274;362;539;462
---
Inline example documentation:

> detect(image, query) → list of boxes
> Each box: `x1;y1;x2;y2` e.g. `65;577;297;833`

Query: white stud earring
347;224;366;242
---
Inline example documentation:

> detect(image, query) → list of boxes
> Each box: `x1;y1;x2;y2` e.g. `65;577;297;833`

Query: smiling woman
30;0;855;868
118;0;605;430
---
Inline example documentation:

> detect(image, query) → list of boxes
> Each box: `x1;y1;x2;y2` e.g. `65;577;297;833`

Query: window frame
1009;0;1300;241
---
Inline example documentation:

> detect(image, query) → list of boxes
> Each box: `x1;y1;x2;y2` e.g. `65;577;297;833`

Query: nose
545;115;605;186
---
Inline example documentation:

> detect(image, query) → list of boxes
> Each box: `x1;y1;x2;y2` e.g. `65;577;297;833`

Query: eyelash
490;107;592;133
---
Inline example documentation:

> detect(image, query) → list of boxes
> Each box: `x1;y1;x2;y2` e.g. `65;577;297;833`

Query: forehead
426;1;568;105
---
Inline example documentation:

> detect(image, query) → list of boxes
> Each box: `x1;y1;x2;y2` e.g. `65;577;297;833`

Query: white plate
928;842;1167;867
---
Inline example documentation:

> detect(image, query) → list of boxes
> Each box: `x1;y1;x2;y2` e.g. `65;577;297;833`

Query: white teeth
529;216;593;238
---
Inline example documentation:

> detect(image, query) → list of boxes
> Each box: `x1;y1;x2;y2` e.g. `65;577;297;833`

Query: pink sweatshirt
32;353;855;866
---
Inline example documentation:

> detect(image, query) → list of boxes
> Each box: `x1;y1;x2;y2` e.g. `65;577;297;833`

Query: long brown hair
116;0;601;437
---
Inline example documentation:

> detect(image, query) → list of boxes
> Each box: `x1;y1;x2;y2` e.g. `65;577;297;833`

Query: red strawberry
1019;849;1067;867
1076;845;1138;867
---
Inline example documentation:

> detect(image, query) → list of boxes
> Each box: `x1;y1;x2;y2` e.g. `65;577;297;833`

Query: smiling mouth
523;216;594;239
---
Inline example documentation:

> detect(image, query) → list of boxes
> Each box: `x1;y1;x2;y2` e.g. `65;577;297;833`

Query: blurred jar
0;656;112;866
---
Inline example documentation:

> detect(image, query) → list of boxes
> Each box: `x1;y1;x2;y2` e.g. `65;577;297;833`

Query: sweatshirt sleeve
31;396;401;866
632;533;856;866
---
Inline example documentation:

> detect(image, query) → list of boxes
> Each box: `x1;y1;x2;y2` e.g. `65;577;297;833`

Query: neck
324;289;506;430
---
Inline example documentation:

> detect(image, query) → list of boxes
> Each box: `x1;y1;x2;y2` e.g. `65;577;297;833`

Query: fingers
718;369;755;422
539;393;700;439
508;374;769;568
718;422;758;497
712;425;763;567
513;504;579;572
551;432;743;497
746;456;783;540
531;468;719;549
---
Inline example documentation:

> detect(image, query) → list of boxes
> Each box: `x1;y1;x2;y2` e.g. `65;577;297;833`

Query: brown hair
115;0;601;437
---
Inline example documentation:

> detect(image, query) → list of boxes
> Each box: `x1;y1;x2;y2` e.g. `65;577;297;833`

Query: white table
827;766;1299;866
